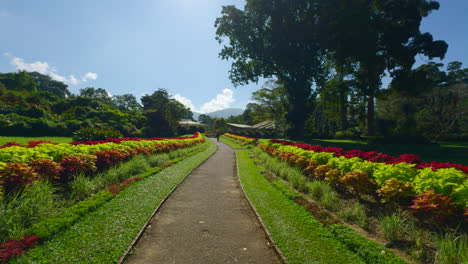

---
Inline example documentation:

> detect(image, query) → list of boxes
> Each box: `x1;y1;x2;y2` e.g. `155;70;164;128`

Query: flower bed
0;138;210;262
260;139;468;222
0;133;204;195
223;133;258;145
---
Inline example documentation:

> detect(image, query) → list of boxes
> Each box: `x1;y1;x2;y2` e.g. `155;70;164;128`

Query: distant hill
193;108;244;121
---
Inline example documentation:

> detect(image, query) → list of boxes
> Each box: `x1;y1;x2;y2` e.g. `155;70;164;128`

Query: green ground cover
304;139;468;165
220;135;249;149
236;150;366;264
0;136;73;145
10;141;217;264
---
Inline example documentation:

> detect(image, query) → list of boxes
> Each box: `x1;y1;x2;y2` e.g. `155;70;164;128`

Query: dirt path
125;139;280;264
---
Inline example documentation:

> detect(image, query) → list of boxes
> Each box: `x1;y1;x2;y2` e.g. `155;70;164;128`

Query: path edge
117;140;218;264
235;150;290;264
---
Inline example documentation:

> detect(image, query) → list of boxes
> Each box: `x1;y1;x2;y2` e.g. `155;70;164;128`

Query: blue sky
0;0;467;113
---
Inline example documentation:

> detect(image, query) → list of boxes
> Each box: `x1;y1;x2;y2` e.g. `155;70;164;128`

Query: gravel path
125;139;280;264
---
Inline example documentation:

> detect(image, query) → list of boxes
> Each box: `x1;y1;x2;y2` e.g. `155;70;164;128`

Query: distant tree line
215;0;467;141
0;71;192;137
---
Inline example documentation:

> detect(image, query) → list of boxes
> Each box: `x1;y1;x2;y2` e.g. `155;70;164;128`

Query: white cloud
82;72;98;81
5;53;98;86
174;94;196;111
199;88;235;113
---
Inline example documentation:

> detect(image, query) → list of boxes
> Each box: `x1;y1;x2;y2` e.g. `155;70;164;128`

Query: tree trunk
285;79;310;139
339;82;347;131
366;92;376;136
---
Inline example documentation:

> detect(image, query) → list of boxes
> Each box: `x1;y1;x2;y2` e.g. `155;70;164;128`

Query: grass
0;136;73;145
435;232;468;264
303;138;468;165
237;150;365;264
10;140;217;263
219;135;250;149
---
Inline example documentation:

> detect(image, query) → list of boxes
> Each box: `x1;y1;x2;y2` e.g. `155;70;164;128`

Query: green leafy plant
377;178;414;203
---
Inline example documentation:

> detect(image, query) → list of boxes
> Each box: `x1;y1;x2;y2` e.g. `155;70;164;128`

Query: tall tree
141;89;192;136
215;0;325;138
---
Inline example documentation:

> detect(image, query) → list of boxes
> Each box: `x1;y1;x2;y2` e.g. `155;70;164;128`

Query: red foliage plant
107;177;142;196
0;163;38;192
26;141;55;148
409;190;457;223
0;235;40;262
28;159;63;180
94;149;127;170
60;154;96;181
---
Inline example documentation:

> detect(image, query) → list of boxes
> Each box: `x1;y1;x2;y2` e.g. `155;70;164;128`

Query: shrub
409;190;456;223
377;178;414;203
60;154;96;181
0;163;38;193
303;160;319;178
28;159;62;180
72;127;123;142
0;235;40;262
94;150;127;170
314;164;332;180
324;169;342;186
340;170;375;196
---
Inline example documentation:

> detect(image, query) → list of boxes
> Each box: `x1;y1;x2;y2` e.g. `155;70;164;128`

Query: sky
0;0;467;114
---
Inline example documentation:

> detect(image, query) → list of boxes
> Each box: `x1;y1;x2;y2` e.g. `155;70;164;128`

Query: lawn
0;136;73;145
303;138;468;165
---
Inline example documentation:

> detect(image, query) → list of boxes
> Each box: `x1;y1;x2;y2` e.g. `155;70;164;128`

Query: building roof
227;120;275;130
178;120;204;126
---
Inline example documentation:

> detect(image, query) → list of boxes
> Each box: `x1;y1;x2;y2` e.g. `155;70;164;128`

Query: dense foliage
259;138;468;223
0;72;195;138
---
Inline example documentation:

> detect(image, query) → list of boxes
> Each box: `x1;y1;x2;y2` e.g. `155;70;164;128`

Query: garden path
125;138;280;264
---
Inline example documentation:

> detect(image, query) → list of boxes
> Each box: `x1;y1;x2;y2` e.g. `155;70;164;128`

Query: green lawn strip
328;224;407;264
11;141;216;264
237;150;365;264
0;136;73;145
220;135;249;149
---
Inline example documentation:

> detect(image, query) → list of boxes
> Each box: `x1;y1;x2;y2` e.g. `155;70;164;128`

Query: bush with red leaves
26;141;55;148
28;159;63;180
60;154;96;181
0;235;39;262
0;163;38;193
0;142;22;149
409;190;457;224
94;149;127;170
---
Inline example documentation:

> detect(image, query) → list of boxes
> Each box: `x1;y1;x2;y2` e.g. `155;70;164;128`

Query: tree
198;114;213;126
141;89;192;137
251;80;288;135
215;0;325;138
112;94;141;111
350;0;448;136
29;72;70;98
79;87;113;105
